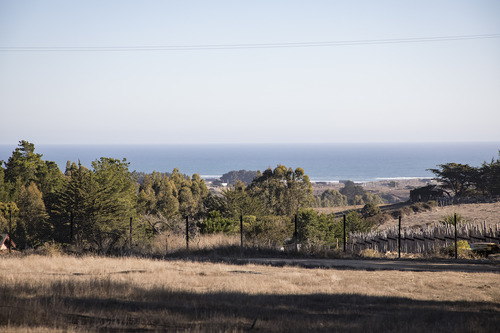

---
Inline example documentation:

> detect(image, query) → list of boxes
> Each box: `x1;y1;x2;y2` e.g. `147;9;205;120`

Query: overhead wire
0;34;499;52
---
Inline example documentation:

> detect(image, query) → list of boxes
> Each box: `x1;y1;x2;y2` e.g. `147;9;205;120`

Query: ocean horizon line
1;142;498;183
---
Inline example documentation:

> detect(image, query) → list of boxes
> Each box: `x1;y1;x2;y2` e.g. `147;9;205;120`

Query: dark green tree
478;153;500;196
54;158;137;253
16;182;50;248
428;163;477;197
248;165;313;216
221;170;258;185
220;181;266;220
314;189;348;207
339;181;365;205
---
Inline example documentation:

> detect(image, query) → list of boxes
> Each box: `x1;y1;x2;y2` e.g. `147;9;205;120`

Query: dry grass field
1;255;499;332
382;201;500;230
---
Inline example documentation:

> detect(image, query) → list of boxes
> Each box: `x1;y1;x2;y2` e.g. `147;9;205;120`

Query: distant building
0;234;16;251
410;185;450;202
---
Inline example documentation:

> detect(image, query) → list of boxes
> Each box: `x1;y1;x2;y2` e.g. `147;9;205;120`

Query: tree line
0;141;314;252
0;141;406;253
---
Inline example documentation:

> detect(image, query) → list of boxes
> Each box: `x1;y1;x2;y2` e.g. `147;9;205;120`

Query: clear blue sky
1;1;499;144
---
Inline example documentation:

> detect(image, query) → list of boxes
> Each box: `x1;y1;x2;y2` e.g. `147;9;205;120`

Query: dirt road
234;257;500;273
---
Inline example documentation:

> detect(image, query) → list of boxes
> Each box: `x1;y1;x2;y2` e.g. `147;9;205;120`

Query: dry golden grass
382;201;500;230
146;232;240;255
1;255;499;332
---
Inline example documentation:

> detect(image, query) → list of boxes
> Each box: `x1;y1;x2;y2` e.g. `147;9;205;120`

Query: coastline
310;177;432;203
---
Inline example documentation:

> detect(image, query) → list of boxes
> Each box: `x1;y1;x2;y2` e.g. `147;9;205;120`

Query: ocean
0;142;499;183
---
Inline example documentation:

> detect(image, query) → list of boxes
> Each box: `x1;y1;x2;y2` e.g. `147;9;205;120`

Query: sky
0;0;499;144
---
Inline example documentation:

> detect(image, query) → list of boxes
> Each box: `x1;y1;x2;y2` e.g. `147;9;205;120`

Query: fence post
398;216;401;259
294;214;298;252
240;215;243;249
454;213;458;259
186;216;189;251
70;211;74;245
343;214;346;252
129;217;133;249
8;207;12;254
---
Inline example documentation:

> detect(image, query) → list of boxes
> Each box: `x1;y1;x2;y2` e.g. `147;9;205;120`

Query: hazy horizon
1;1;499;144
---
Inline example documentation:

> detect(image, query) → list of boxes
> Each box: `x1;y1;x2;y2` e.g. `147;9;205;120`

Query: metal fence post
295;214;298;252
186;216;189;250
343;214;346;252
398;216;401;259
240;215;243;249
454;213;458;259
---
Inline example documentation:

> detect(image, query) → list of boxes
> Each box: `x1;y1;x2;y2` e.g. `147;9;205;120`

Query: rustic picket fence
349;221;500;254
436;195;500;207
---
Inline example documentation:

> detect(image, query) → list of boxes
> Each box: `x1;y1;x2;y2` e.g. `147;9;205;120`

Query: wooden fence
436;195;500;207
349;220;500;254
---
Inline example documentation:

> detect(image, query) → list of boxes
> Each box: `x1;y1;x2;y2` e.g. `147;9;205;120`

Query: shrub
439;240;471;258
34;241;64;256
359;248;383;258
197;210;235;234
440;213;468;225
243;215;291;248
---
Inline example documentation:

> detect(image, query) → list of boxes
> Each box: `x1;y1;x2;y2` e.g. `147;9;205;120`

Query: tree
428;163;477;197
314;189;348;207
248;165;313;216
90;158;138;252
4;141;44;188
220;181;266;220
221;170;258;185
0;163;11;202
0;202;19;251
3;141;64;203
16;182;50;248
345;210;373;233
339;181;365;205
197;210;234;234
360;203;381;218
53;158;137;253
296;209;337;245
478;153;500;196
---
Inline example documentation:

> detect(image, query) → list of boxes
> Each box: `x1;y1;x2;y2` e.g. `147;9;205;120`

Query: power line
1;34;499;52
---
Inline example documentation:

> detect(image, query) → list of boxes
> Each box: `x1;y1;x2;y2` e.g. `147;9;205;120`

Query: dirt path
234;257;500;273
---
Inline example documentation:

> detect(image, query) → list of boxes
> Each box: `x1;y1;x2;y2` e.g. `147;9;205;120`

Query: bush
358;248;383;258
361;203;381;218
440;213;468;225
197;211;235;234
34;242;64;256
244;215;291;248
439;240;471;258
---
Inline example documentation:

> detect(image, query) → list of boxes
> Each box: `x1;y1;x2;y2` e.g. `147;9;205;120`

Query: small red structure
0;234;16;251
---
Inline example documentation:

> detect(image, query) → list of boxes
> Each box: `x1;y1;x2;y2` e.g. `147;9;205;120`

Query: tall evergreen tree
16;183;50;248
